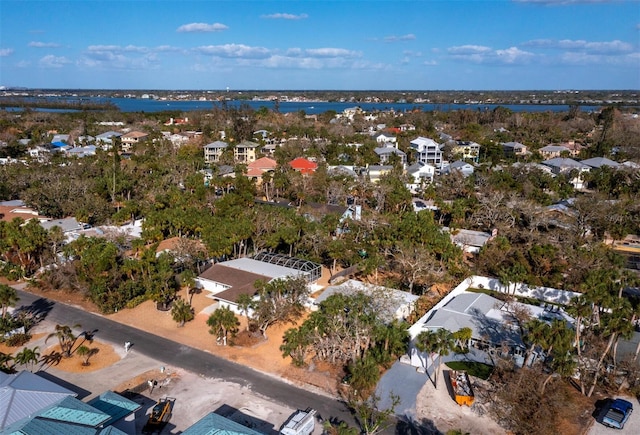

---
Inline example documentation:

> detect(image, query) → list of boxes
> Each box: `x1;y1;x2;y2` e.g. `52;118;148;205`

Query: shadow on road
16;297;55;323
395;416;443;435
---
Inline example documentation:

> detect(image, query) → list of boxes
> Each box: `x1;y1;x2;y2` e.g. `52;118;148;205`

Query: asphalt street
14;288;358;429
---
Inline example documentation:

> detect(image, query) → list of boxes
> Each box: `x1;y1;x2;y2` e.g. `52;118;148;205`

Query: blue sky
1;0;638;90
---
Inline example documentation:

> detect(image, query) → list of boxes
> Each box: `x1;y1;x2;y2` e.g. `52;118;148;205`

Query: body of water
105;97;603;114
2;96;604;114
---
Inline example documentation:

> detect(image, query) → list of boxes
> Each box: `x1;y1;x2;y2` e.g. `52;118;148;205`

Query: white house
410;136;443;168
442;160;475;177
313;279;419;322
541;157;590;189
374;144;406;165
406;161;435;193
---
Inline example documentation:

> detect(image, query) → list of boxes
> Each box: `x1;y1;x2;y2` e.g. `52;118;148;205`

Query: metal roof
87;391;141;427
421;292;523;347
252;252;321;282
38;395;110;427
0;371;76;430
182;412;263;435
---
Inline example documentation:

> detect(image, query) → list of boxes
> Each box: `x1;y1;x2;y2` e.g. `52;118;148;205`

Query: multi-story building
203;141;228;164
410;136;443;168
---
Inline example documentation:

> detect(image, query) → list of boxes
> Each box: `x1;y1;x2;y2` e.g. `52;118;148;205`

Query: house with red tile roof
246;156;278;180
289;157;318;175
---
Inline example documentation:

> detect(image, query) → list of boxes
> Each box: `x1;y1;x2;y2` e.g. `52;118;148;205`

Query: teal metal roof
182;412;264;435
37;396;110;427
6;417;128;435
87;391;141;426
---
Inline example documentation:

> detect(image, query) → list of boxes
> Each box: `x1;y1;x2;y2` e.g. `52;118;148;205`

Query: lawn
445;361;494;380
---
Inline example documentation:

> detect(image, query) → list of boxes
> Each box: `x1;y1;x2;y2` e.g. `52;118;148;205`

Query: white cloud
38;55;71;68
423;60;438;66
81;45;161;70
262;13;308;20
177;22;228;33
448;45;493;55
383;34;416;42
448;45;534;64
0;48;14;56
28;41;60;48
87;44;150;54
194;44;271;59
560;51;640;66
303;48;361;58
524;38;633;54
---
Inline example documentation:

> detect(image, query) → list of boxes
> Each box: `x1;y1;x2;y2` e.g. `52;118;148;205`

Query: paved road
14;288;357;428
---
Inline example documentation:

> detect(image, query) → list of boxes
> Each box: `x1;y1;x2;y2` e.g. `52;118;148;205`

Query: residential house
502;141;528;158
51;133;70;145
611;235;640;270
164;117;189;126
580;156;620;169
162;131;191;147
442;160;475;177
120;131;149;152
0;371;139;434
341;106;363;121
541;157;590;189
0;201;47;223
410;136;443;169
447;228;495;254
27;145;51;161
300;202;362;235
196;254;321;314
407;276;578;370
374;132;397;145
183;412;263;435
451;140;480;163
289;157;318;175
203;140;228;164
64;145;96;158
558;140;585;157
234;140;260;163
366;165;393;183
313;279;419;322
538;144;571;159
406;161;435;193
399;123;416;132
246;156;278;181
374;144;406;165
327;165;358;179
95;131;123;149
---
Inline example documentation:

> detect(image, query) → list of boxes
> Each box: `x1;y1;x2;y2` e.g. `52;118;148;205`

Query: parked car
601;398;633;429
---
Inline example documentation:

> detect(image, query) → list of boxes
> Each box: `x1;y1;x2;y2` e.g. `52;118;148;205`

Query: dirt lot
415;367;505;435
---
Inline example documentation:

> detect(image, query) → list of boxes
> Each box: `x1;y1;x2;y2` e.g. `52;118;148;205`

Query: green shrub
4;333;31;347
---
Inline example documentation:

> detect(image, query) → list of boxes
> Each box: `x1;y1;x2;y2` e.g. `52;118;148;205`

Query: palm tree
76;345;98;366
207;307;239;346
415;328;455;388
45;323;81;358
171;298;194;327
0;352;14;374
0;284;19;318
14;346;40;372
236;293;254;331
